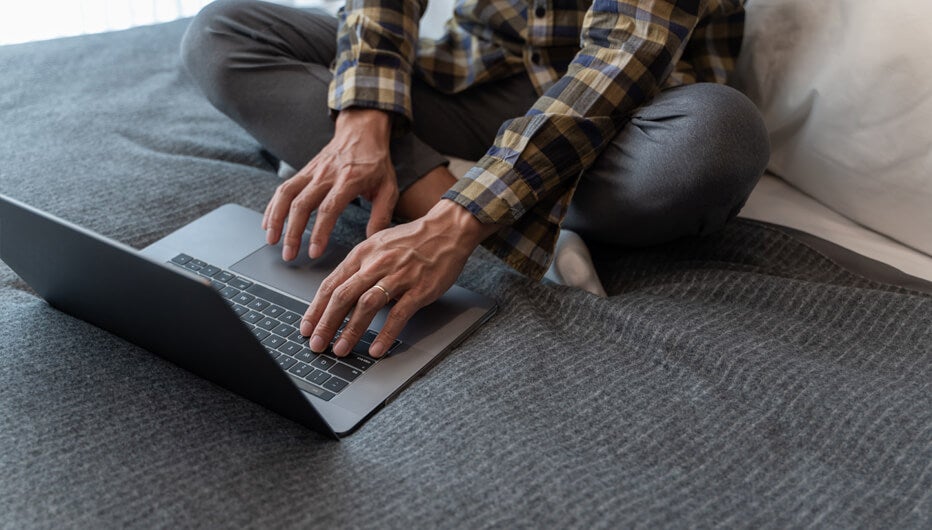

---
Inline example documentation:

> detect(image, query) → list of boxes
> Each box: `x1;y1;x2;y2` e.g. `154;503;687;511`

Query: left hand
299;200;499;358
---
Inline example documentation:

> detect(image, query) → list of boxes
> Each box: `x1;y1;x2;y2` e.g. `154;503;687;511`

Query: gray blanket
1;20;929;528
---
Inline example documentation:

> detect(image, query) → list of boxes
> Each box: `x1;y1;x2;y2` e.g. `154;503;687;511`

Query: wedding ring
372;284;391;304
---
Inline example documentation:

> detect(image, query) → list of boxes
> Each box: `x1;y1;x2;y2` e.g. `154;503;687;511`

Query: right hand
262;108;397;261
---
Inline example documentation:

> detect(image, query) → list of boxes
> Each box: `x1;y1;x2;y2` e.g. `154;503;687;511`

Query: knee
683;83;771;199
180;0;261;98
564;84;771;245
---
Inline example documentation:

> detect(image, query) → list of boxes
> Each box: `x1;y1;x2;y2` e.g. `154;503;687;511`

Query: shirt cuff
440;158;537;226
328;64;414;129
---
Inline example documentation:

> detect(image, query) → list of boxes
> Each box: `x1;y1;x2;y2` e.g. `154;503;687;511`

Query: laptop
0;194;496;437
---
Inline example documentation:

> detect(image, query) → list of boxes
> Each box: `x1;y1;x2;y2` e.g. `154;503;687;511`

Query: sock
544;229;607;297
278;161;298;180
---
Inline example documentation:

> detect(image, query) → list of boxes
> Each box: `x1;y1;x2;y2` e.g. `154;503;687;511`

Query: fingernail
333;338;349;356
310;335;327;353
309;243;321;259
369;341;386;358
266;228;274;244
299;320;313;336
283;244;295;261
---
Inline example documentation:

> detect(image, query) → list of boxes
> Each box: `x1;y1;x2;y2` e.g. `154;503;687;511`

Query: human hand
262;108;396;261
299;200;499;358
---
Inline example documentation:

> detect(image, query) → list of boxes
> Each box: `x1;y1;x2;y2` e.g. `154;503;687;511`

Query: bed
1;10;929;529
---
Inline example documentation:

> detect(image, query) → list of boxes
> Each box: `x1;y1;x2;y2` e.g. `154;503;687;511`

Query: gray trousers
181;0;770;247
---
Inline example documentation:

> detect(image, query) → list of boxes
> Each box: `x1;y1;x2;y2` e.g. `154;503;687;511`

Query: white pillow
733;0;932;257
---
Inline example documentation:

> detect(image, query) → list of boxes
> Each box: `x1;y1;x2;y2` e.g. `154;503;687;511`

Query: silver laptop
0;195;496;437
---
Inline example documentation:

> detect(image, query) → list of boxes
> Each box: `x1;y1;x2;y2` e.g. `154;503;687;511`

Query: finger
280;183;329;261
299;260;360;350
368;293;423;358
366;175;398;238
308;186;356;259
307;273;376;353
332;281;394;357
264;178;306;245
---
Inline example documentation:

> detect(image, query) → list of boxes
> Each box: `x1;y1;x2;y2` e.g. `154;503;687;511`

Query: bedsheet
1;20;930;528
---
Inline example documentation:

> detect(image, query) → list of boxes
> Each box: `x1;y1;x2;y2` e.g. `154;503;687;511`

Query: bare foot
394;165;457;221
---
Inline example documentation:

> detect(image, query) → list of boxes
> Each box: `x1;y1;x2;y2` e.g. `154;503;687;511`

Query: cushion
733;0;932;257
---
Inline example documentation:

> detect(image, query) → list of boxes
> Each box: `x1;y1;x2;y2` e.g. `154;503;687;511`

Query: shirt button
535;6;546;18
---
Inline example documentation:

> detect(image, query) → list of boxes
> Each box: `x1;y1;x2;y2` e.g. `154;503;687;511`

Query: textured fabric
330;0;746;277
181;3;766;252
1;20;930;529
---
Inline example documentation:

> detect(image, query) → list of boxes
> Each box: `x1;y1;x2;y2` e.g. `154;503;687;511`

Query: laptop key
199;265;221;278
322;377;349;393
262;335;287;349
294;348;315;363
183;261;202;272
288;362;312;378
171;253;193;265
329;363;361;382
242;310;263;324
256;317;279;331
341;354;375;371
263;305;286;318
219;286;240;299
298;382;335;401
306;369;331;386
215;271;235;283
232;293;255;306
279;311;301;325
272;323;296;337
278;341;302;356
251;328;270;341
232;305;249;316
229;277;253;290
247;298;270;311
245;283;308;314
210;280;225;290
350;340;372;356
277;356;297;370
311;356;336;371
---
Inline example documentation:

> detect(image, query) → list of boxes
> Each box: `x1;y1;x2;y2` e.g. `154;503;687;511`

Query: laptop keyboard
168;253;400;401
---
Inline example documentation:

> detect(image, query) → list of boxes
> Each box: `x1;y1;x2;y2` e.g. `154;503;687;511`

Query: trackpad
230;233;351;301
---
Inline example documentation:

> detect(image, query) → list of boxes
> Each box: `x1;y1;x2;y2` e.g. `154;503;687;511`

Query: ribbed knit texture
0;19;929;528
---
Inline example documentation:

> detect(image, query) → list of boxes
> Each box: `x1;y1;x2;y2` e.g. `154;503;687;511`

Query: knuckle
318;199;341;215
313;321;337;337
340;324;364;341
332;286;354;305
290;196;311;213
358;290;383;311
387;306;410;325
319;276;340;293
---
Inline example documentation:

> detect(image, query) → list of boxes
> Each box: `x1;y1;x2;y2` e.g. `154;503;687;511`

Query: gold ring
372;284;391;304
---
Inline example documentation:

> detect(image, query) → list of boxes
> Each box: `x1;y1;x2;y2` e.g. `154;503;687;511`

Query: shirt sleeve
328;0;428;128
442;0;708;279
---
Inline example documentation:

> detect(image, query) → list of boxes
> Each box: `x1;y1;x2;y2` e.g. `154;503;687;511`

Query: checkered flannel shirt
329;0;746;279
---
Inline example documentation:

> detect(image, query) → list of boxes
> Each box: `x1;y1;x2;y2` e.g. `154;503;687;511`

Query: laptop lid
0;194;337;437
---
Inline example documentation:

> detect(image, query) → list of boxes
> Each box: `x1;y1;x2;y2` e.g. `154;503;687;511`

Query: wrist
426;199;499;247
335;108;392;141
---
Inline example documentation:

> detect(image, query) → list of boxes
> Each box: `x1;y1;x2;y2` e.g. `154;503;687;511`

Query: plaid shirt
329;0;746;279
